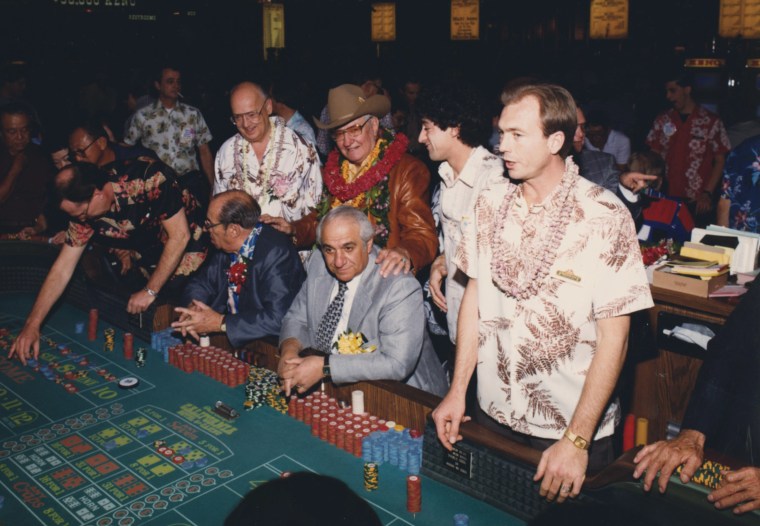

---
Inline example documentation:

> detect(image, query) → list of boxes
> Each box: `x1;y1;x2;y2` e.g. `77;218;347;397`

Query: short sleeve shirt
65;157;207;276
646;106;730;200
124;101;212;176
453;161;653;440
721;135;760;233
214;117;322;223
435;146;504;342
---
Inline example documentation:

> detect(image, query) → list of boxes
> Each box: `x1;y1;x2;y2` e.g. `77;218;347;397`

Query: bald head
230;82;272;145
212;190;262;229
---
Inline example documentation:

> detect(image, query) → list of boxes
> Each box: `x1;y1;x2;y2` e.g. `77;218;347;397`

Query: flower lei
226;223;263;314
333;329;377;355
490;158;580;300
232;117;286;204
318;130;408;247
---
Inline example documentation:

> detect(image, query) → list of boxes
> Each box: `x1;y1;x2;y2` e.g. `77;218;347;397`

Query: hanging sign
589;0;628;40
719;0;760;38
451;0;479;41
371;3;396;42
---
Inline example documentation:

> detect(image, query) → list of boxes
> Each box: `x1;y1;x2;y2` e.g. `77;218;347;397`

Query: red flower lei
228;261;248;294
323;133;409;202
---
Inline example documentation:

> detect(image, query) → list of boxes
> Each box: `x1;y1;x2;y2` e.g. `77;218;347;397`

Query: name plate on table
444;443;473;479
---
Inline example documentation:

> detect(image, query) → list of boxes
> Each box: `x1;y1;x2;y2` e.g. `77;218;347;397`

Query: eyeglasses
71;138;99;159
332;117;372;142
203;218;224;231
230;97;269;126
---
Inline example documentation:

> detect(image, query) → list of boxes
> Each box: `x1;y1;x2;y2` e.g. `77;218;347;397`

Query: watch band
563;428;590;450
143;287;158;297
322;353;331;379
219;315;227;333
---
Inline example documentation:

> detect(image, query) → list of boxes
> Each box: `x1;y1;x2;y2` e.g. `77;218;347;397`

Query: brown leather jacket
291;153;438;271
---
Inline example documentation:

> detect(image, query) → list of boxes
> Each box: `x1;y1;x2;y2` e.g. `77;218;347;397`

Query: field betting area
0;294;519;526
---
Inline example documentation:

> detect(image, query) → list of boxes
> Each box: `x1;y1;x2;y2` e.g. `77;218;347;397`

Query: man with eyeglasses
171;190;305;348
214;81;321;233
0;103;54;234
124;64;214;202
272;84;437;278
9;161;207;366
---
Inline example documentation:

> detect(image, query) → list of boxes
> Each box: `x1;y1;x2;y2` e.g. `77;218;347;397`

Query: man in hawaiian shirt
9;160;207;366
214;81;322;229
717;134;760;233
171;190;305;348
432;83;653;503
646;71;731;225
124;64;214;200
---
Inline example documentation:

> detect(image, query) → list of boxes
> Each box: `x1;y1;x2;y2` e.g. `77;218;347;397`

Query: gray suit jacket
280;247;448;397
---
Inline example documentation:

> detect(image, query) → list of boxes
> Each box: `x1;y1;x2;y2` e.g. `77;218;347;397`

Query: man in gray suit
277;206;448;397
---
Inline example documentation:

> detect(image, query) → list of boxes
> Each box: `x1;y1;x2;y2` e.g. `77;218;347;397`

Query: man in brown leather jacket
261;84;437;277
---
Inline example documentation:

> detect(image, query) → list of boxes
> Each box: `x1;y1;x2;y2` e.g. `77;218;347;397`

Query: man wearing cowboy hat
264;84;437;278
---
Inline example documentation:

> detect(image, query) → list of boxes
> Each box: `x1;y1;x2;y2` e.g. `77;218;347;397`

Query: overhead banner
719;0;760;39
589;0;628;40
263;3;285;54
371;3;396;42
451;0;479;41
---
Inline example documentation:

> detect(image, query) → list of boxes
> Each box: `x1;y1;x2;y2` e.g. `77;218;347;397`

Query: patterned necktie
316;281;349;353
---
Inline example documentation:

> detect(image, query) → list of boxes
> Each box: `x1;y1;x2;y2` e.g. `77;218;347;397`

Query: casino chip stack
286;391;423;475
676;459;730;490
151;327;183;361
453;513;469;526
363;462;379;491
167;341;250;388
244;367;287;413
103;328;115;352
406;475;421;513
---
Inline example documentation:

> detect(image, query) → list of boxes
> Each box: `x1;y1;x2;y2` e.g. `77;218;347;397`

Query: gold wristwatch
563;428;590;450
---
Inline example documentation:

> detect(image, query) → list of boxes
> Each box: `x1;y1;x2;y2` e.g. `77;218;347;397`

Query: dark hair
217;191;261;229
665;69;694;88
154;62;181;83
224;472;381;526
585;109;610;129
416;83;490;148
0;101;32;121
70;118;107;142
56;162;107;203
628;151;665;178
500;83;577;159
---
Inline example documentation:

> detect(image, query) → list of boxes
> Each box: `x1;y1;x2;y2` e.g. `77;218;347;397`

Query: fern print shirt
453;162;653;440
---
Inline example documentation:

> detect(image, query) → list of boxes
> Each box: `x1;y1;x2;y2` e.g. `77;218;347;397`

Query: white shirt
326;274;363;350
584;129;631;166
434;146;505;342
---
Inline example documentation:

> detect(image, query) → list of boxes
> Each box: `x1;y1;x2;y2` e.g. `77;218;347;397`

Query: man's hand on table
431;393;470;451
535;437;587;503
127;289;156;314
633;429;706;493
709;467;760;515
8;322;41;365
172;300;224;341
280;355;324;396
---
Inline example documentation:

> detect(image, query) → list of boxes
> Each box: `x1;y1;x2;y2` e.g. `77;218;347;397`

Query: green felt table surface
0;294;523;526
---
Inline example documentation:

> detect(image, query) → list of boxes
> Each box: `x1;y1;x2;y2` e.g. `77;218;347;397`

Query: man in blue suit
172;190;305;348
277;206;448;397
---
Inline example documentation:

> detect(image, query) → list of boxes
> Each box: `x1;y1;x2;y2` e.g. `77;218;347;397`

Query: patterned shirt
721;135;760;233
214;116;322;222
124;101;213;176
646;106;730;200
434;146;504;342
65;157;207;277
453;160;653;440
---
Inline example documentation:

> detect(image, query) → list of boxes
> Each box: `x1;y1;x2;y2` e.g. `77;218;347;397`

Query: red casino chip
162;448;175;457
172;455;185;464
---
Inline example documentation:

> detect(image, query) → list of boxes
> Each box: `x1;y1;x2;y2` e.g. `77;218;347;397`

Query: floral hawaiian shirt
721;135;760;233
124;101;212;177
213;116;322;223
646;106;730;200
65;157;207;277
453;160;653;440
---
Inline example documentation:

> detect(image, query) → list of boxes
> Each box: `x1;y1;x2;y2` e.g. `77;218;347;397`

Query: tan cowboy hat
314;84;391;130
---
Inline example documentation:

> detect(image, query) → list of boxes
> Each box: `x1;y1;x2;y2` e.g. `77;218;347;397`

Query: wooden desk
631;286;738;442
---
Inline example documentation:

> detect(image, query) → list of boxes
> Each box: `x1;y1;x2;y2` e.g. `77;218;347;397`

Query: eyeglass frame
230;97;270;126
203;218;225;231
69;137;100;160
331;116;373;142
